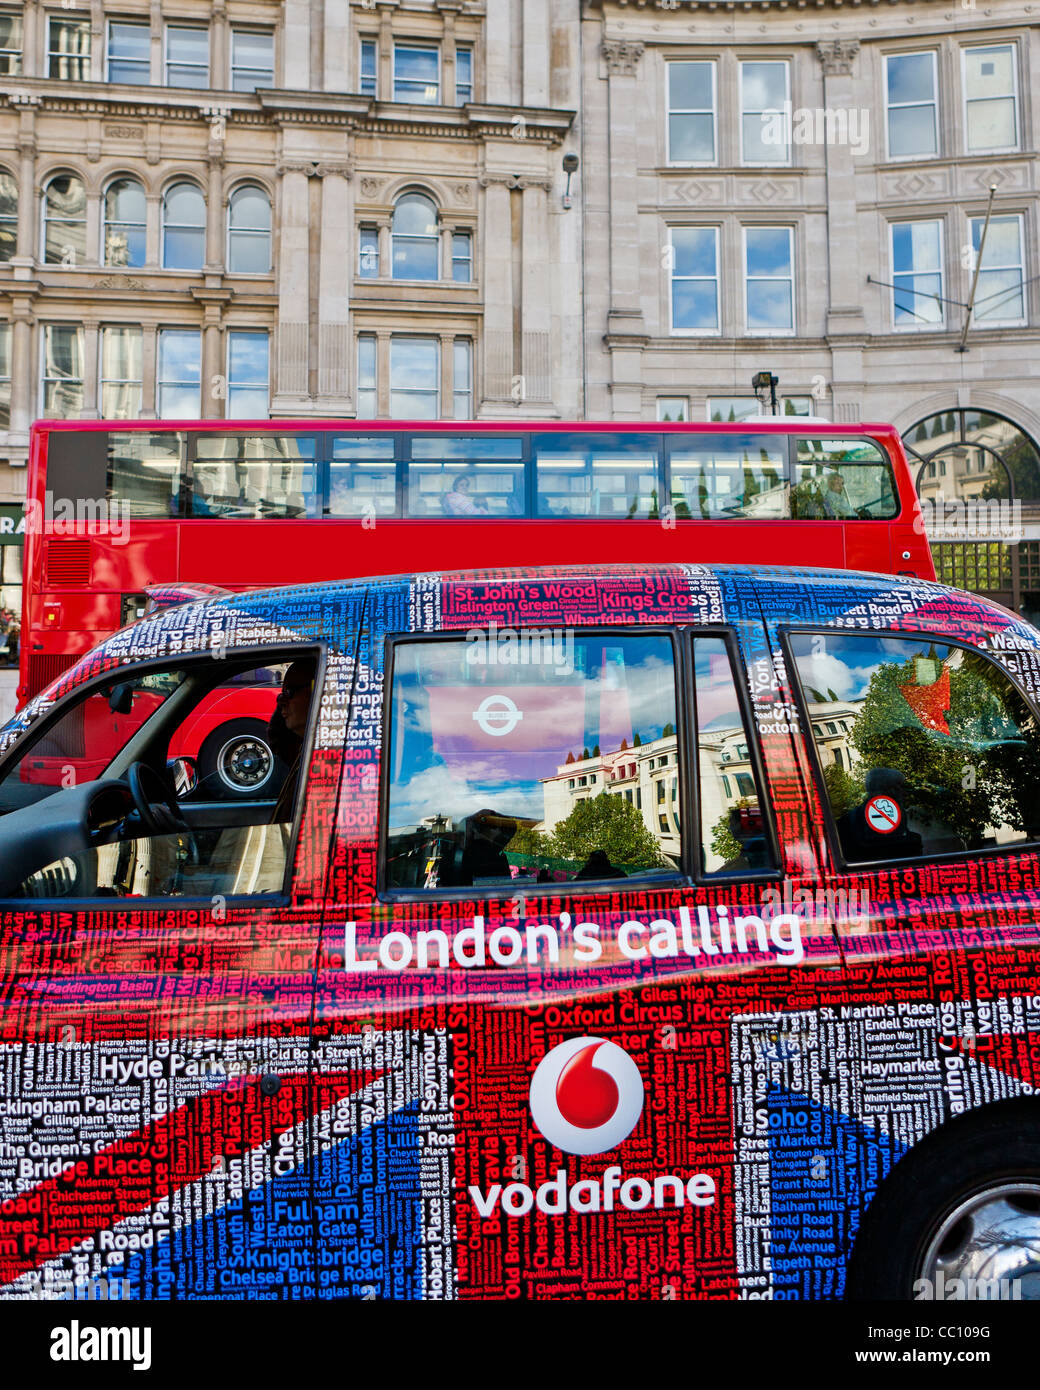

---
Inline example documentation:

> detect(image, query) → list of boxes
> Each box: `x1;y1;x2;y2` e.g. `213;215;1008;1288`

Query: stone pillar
8;307;35;444
523;0;549;108
377;218;391;277
316;164;354;411
89;0;103;82
140;326;157;415
145;194;161;269
485;0;512;107
149;1;162;84
13;100;38;271
324;0;350;92
272;162;313;409
441;7;456;104
202;317;222;419
441;331;455;415
211;0;228;90
81;321;99;418
816;41;865;336
376;330;391;416
479;174;514;409
282;0;311;89
201;108;230;274
377;4;393;99
21;0;39;77
602;40;646;416
521;180;552;403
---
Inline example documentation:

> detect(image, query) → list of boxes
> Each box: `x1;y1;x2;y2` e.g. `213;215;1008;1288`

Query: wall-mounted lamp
562;153;579;210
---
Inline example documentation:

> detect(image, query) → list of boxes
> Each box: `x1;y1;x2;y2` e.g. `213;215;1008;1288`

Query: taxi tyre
846;1103;1040;1300
198;719;276;799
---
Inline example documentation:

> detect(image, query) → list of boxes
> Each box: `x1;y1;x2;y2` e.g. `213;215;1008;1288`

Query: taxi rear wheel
847;1109;1040;1300
198;719;276;799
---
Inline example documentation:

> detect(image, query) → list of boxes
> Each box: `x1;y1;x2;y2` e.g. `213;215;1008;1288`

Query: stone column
523;0;549;108
521;180;552;403
89;0;103;82
13;101;38;271
21;0;39;77
441;6;457;104
145;194;161;269
479;174;514;409
272;162;313;409
201;108;230;275
211;0;228;89
282;0;311;88
140;326;157;415
324;0;350;92
484;0;511;107
202;317;222;419
81;321;99;418
440;331;455;416
149;1;162;84
316;164;354;411
377;4;393;99
376;330;391;416
8;305;35;444
816;40;865;421
377;218;391;277
602;40;646;417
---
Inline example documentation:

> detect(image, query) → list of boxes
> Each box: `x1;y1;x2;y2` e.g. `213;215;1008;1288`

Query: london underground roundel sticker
865;794;902;834
529;1038;644;1156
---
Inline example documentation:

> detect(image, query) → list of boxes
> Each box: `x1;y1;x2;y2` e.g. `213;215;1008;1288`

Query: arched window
227;185;271;273
391;192;438;280
103;177;146;267
43;173;86;266
161;182;205;270
0;170;16;263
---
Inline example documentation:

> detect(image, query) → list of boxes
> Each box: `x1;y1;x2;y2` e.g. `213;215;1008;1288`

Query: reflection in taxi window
386;632;681;888
694;637;777;875
790;631;1040;861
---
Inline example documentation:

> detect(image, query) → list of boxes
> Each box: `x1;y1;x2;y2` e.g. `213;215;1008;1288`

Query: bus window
328;435;397;518
534;434;660;518
385;631;681;889
671;434;787;520
407;436;525;518
791;438;898;520
106;431;184;517
693;636;777;875
191;434;319;518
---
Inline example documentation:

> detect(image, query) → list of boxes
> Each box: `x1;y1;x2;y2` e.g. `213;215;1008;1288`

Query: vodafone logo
529;1037;644;1156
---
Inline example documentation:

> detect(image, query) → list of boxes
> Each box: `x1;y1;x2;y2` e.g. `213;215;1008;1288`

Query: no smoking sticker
865;794;902;834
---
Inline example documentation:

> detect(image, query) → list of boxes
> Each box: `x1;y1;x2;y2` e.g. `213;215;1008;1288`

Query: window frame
42;172;87;268
782;623;1040;873
105;18;150;84
163;22;210;89
389;334;440;418
0;643;326;906
454;43;473;104
393;42;441;104
968;211;1026;327
359;37;377;97
225;327;270;417
161;181;206;272
39;322;84;417
99;323;143;420
229;26;274;93
377;624;693;903
666;59;718;166
884;49;939;162
0;167;16;263
669;224;721;337
742;224;796;335
0;320;11;429
226;183;272;275
47;14;91;81
0;8;23;76
156;326;202;418
889;216;945;331
102;175;147;269
739;58;791;167
961;41;1019;155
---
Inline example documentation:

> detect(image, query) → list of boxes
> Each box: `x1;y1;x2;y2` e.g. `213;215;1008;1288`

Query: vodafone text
468;1165;717;1219
342;906;804;972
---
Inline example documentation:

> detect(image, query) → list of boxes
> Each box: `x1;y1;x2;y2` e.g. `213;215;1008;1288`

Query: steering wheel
127;760;192;837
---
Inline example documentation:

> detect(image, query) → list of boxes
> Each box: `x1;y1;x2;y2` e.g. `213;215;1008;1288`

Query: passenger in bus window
442;474;488;516
821;469;857;520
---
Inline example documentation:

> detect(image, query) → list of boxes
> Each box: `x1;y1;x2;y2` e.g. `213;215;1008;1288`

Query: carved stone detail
602;40;644;77
816;40;860;76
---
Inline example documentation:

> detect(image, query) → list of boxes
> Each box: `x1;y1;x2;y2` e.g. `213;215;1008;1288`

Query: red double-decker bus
22;416;932;709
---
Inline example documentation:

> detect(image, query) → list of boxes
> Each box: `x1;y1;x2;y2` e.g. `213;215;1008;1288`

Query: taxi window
789;631;1040;862
693;636;778;875
385;631;681;889
790;438;897;520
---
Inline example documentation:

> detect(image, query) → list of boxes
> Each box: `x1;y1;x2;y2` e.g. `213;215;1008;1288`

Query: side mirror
108;683;134;715
168;755;199;798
